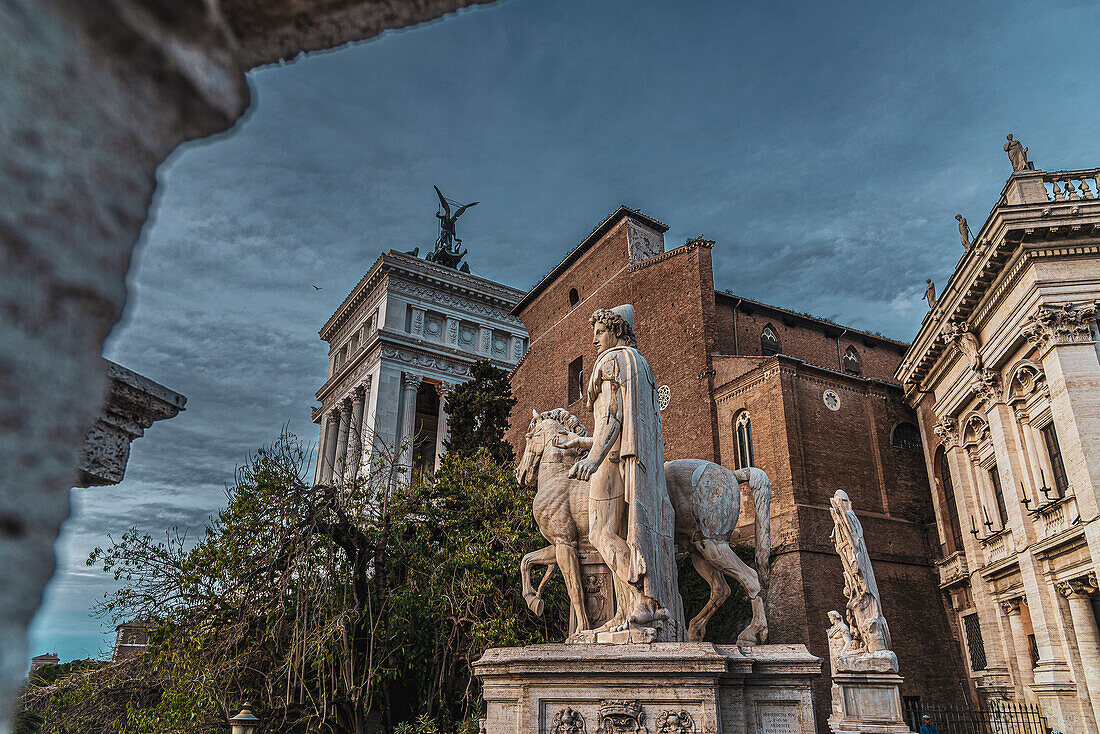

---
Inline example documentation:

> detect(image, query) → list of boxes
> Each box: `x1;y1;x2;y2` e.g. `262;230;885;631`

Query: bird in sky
312;284;322;290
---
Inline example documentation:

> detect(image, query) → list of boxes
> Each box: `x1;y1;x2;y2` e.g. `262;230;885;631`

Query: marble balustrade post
322;410;340;484
346;388;365;481
1059;574;1100;729
397;373;422;469
1000;598;1037;699
435;382;454;470
334;401;351;484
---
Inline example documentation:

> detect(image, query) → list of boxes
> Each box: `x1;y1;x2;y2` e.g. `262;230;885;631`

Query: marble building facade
897;163;1100;732
312;250;527;484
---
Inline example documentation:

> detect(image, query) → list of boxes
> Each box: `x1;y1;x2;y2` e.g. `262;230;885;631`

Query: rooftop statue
1004;133;1032;172
923;279;936;310
956;214;972;249
427;185;478;271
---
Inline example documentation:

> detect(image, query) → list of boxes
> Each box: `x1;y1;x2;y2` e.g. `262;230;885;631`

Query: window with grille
892;422;922;450
938;448;964;554
735;412;754;469
760;325;780;356
1040;423;1069;497
989;466;1008;530
567;357;583;404
963;613;987;671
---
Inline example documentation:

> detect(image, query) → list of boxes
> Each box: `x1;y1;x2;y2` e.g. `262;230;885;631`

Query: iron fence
903;700;1048;734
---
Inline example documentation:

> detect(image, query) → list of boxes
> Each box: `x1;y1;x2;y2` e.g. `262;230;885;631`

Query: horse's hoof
529;596;545;616
688;626;704;642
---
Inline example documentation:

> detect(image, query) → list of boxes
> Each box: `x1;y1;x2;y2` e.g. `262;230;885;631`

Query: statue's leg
687;551;729;642
520;545;557;616
697;539;768;646
554;543;590;634
588;466;634;631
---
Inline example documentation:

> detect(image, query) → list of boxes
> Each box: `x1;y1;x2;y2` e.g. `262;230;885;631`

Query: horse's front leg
554;543;590;634
520;545;557;616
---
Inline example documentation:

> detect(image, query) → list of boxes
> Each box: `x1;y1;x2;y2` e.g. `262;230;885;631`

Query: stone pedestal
473;643;821;734
827;668;909;734
570;550;616;635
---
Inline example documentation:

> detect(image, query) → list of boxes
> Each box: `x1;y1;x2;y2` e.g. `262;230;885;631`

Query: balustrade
936;550;969;587
1043;169;1100;202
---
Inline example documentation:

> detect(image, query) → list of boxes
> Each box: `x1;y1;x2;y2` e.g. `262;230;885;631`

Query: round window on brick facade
569;288;580;308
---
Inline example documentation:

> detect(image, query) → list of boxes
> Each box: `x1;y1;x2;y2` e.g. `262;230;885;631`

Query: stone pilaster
1059;573;1100;730
397;373;422;468
357;376;374;467
999;598;1036;699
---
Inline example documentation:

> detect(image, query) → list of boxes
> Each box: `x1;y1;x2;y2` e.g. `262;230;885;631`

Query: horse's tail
735;467;772;590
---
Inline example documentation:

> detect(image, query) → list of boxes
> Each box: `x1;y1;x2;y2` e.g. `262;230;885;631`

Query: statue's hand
555;433;584;449
569;458;599;480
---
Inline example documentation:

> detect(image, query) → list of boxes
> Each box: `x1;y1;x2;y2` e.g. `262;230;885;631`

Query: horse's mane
538;408;590;437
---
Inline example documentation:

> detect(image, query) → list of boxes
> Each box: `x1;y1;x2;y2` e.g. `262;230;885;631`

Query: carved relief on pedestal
596;700;648;734
552;707;587;734
933;416;959;447
1022;303;1097;352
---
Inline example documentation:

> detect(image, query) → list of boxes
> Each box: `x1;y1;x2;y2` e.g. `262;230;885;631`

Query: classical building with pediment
312;250;527;483
897;161;1100;732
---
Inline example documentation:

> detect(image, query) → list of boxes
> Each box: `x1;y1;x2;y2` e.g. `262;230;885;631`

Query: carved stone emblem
552;707;587;734
656;710;695;733
596;700;648;734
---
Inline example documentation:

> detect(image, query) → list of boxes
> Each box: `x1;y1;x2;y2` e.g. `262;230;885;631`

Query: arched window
760;325;780;356
569;288;580;307
843;346;861;376
936;447;964;554
891;422;921;451
735;411;754;469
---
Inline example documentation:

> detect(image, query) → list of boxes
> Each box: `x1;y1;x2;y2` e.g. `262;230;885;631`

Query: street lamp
230;703;259;734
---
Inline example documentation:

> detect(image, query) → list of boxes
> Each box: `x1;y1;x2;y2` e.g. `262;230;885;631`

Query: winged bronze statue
429;185;478;269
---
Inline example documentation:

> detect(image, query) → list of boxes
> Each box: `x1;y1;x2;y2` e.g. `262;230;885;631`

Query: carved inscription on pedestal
756;702;801;734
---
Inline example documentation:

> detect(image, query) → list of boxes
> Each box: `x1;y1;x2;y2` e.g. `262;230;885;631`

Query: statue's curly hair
589;308;637;348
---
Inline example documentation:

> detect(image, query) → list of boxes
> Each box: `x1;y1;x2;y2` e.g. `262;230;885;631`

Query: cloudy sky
30;0;1100;660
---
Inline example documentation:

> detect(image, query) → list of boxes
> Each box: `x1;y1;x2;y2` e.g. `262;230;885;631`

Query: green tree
444;361;516;463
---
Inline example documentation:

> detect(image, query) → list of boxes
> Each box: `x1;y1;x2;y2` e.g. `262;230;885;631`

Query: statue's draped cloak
588;346;685;638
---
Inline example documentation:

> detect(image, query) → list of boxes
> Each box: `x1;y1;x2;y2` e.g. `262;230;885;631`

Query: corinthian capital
402;373;423;390
1059;572;1099;598
933;416;959;447
998;598;1022;616
975;369;1001;404
1023;303;1097;352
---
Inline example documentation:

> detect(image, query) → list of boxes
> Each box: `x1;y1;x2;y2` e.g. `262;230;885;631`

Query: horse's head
515;408;590;486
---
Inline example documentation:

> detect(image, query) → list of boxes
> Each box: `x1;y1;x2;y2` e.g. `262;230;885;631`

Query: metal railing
903;700;1048;734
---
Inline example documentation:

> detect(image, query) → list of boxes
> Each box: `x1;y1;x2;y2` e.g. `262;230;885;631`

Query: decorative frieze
381;346;472;378
1022;302;1097;352
388;278;522;325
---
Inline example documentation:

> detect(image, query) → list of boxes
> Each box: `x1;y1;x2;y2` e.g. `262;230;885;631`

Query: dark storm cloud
30;0;1100;659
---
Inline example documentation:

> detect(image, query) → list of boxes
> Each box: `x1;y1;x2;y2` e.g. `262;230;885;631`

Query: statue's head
1006;133;1014;141
590;306;637;352
955;214;963;222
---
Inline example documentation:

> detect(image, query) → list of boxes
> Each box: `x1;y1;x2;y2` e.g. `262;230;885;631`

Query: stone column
1059;574;1100;729
314;414;328;486
345;388;365;482
321;409;340;484
434;381;454;470
333;401;351;484
397;373;422;468
357;377;374;467
1000;598;1037;699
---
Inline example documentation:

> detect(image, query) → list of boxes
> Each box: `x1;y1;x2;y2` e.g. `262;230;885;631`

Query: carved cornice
933;416;959;447
383;346;473;379
1022;302;1097;353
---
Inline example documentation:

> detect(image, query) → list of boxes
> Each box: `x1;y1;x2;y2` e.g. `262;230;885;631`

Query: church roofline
715;291;909;350
512;205;669;314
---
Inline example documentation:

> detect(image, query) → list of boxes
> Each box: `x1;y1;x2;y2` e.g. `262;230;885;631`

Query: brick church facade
507;206;970;725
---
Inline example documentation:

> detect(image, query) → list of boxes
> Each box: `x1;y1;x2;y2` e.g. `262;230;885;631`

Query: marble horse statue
516;408;772;646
